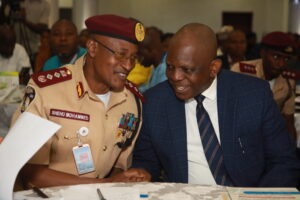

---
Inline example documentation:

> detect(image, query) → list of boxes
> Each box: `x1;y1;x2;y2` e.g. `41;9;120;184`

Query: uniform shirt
186;78;220;184
231;59;296;115
12;56;142;178
0;43;31;72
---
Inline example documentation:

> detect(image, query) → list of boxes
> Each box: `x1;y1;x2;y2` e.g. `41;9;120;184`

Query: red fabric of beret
85;14;145;44
261;31;295;54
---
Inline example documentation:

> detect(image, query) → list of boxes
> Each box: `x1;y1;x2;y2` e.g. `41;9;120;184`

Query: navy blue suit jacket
132;69;300;187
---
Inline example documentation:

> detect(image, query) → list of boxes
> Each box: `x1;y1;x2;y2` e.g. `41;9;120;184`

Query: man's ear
86;39;97;58
209;58;222;78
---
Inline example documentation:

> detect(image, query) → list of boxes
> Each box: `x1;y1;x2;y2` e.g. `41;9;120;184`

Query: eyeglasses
92;38;138;64
271;54;291;63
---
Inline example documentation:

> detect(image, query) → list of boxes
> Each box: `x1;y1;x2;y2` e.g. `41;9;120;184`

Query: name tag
72;144;95;175
50;109;90;122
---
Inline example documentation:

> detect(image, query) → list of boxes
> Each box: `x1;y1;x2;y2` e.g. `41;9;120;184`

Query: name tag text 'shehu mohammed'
50;109;90;122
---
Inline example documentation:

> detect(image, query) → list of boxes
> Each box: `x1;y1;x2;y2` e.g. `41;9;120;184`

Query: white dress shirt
186;78;220;184
0;43;31;72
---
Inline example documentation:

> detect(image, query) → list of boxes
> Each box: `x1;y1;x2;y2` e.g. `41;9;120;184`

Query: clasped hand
107;168;151;183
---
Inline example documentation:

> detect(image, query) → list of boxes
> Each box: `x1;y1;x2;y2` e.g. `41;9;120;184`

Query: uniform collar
73;56;129;107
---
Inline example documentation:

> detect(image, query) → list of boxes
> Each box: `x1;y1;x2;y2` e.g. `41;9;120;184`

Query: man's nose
277;58;287;68
120;57;135;72
172;68;185;81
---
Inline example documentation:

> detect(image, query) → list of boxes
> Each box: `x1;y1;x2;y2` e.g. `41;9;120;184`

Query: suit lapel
166;91;188;183
217;70;237;178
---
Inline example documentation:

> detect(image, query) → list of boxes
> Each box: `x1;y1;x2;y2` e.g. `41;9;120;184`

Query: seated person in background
78;28;89;49
217;30;250;70
161;32;174;52
131;23;300;187
127;61;153;86
11;14;149;188
0;24;31;72
42;19;86;71
216;25;234;56
34;29;52;73
246;31;260;59
138;26;166;93
231;32;298;140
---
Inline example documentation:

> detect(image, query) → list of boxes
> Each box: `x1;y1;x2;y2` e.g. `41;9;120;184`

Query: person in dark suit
131;23;300;187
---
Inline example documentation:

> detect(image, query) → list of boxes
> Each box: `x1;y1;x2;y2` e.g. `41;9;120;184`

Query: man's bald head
169;23;217;62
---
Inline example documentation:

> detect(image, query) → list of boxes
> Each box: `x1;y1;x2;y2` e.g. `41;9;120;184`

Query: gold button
102;146;107;151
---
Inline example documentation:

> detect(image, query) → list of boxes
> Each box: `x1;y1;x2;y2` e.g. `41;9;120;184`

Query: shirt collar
201;78;217;101
186;78;217;104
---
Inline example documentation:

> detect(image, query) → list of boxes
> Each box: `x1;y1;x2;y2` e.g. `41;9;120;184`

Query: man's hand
106;168;151;182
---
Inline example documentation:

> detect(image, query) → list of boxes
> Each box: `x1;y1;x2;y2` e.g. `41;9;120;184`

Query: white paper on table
0;112;61;200
60;185;140;200
100;187;140;200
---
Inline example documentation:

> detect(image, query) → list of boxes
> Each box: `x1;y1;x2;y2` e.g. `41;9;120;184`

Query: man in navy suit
131;23;300;186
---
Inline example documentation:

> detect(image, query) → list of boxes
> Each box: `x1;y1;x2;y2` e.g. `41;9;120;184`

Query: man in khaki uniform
12;15;150;188
231;31;298;140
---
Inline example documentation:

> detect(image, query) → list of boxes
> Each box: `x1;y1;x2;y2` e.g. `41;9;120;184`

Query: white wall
96;0;289;40
289;1;300;33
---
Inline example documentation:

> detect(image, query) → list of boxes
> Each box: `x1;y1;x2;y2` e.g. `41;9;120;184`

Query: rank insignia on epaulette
115;112;139;147
31;67;72;88
125;80;145;102
239;63;257;74
282;69;300;80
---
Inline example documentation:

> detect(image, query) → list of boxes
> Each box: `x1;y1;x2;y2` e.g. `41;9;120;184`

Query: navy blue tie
195;95;233;186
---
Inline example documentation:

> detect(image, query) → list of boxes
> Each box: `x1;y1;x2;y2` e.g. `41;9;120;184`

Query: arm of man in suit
131;105;163;181
258;86;300;187
283;114;297;141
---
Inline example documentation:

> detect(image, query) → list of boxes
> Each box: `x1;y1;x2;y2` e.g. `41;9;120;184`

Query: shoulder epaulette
282;69;300;80
239;62;257;74
125;80;145;102
31;67;72;88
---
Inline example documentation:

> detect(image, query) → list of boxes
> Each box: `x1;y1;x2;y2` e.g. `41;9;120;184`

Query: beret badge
135;23;145;42
284;46;293;53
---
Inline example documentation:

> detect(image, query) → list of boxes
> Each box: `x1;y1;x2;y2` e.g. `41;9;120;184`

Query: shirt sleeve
11;80;52;165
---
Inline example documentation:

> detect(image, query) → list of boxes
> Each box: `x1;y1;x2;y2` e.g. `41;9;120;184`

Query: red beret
261;31;295;55
85;14;145;44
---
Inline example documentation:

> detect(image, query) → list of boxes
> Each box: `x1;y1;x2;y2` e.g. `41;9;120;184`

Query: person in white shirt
0;24;31;72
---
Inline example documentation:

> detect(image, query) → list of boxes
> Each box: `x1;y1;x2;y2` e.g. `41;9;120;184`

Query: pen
32;185;49;198
238;137;245;154
244;191;300;195
97;188;106;200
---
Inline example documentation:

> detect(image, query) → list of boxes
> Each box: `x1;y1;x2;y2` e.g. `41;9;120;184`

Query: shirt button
105;114;108;120
102;146;107;151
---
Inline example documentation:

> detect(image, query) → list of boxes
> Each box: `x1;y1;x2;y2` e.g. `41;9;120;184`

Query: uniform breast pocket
53;119;92;149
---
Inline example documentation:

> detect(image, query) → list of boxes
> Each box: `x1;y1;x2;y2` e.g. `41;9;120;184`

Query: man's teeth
118;73;126;77
177;86;185;91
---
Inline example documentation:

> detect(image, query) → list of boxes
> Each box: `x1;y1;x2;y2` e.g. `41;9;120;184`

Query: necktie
195;95;233;186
